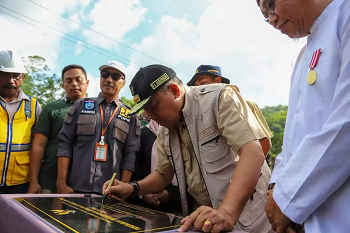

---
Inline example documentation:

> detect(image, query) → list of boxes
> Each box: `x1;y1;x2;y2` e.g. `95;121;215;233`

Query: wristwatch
268;183;275;190
128;181;140;198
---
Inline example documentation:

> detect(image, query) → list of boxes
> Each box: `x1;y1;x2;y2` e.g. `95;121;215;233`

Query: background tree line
22;55;287;158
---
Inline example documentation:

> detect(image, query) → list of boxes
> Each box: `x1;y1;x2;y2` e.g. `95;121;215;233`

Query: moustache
3;85;17;90
103;83;115;88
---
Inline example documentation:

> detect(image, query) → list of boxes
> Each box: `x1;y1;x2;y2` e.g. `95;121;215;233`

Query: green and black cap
129;64;176;115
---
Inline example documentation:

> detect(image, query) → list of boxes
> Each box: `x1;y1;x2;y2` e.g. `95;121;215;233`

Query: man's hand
266;189;296;233
57;183;74;194
143;194;160;206
178;206;235;233
155;189;170;204
28;182;42;194
102;179;133;201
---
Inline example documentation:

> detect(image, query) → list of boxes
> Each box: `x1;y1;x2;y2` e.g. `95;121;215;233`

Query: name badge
94;143;107;162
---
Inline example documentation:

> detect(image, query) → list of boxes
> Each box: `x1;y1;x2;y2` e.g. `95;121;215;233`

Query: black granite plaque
14;197;183;233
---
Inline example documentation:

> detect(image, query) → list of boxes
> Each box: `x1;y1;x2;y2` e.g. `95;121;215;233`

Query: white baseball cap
0;50;27;74
99;60;126;77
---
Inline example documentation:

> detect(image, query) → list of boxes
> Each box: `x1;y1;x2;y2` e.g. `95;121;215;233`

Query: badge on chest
94;136;107;162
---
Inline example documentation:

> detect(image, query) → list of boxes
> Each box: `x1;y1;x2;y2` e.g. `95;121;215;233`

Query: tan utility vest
158;85;272;233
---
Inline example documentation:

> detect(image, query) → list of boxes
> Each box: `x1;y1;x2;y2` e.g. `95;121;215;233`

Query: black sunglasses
100;71;124;81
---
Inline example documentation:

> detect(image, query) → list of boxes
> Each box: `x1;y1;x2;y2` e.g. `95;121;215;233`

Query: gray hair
161;76;183;93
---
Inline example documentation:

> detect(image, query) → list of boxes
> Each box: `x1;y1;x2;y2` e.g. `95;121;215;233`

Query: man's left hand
155;189;170;204
266;190;294;233
178;206;235;233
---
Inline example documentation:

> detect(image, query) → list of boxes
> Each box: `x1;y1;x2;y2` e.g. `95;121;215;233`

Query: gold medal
307;70;317;85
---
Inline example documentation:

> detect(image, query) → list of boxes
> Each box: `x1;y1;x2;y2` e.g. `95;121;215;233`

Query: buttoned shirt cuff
273;182;307;224
269;172;278;184
121;152;136;172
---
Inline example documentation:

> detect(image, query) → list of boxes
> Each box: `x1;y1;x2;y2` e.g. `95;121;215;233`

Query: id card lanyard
94;105;118;161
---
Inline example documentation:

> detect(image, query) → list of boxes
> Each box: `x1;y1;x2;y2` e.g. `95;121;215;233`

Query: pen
102;172;117;204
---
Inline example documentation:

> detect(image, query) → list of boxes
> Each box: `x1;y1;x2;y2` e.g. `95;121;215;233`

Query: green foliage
120;96;136;108
21;55;63;106
262;105;288;157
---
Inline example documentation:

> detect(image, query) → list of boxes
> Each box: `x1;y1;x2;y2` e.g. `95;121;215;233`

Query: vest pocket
77;115;96;140
11;155;29;185
236;190;267;232
200;135;232;173
64;106;76;124
113;119;129;143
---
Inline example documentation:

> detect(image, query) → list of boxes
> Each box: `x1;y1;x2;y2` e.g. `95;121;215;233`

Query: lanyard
99;104;118;144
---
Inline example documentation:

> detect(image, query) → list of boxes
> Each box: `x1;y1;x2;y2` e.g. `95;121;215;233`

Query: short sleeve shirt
33;98;74;190
156;85;266;208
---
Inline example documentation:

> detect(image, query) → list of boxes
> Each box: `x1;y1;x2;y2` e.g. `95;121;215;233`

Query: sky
0;0;306;107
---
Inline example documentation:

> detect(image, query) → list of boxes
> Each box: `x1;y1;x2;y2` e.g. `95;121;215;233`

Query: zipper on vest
200;135;220;146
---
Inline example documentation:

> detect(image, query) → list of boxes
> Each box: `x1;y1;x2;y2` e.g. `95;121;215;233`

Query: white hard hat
0;50;27;74
99;60;126;77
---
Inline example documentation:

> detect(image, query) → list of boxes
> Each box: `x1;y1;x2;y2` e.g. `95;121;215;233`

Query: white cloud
75;41;84;55
0;14;61;69
128;0;306;107
86;72;101;97
32;0;92;15
82;0;148;48
68;14;81;31
0;0;89;69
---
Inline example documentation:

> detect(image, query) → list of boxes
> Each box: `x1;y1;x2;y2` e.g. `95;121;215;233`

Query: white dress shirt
271;0;350;232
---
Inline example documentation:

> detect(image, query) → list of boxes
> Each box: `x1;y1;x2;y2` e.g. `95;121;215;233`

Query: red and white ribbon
309;48;321;69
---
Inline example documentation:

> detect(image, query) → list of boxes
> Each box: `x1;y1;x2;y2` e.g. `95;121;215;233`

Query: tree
21;55;63;106
261;105;288;157
120;96;136;107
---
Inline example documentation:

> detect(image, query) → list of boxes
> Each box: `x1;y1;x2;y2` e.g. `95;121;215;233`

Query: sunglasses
100;71;124;81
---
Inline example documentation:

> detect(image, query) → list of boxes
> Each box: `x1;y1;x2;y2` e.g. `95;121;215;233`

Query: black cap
129;64;176;115
187;64;230;86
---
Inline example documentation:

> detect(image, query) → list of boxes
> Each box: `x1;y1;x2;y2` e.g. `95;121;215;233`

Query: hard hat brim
0;67;27;74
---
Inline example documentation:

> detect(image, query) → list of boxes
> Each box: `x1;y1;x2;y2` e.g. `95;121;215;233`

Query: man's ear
214;76;222;83
169;83;181;98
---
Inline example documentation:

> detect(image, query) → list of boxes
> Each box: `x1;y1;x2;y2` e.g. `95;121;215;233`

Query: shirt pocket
76;114;96;140
200;134;232;173
113;119;129;143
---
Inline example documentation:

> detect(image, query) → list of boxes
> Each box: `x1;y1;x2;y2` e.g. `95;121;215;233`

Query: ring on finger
203;220;213;230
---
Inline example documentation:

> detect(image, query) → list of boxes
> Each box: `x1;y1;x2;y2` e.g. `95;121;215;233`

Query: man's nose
7;77;16;84
143;110;158;120
71;79;78;86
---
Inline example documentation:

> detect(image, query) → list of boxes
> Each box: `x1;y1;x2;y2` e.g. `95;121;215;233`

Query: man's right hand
28;182;42;194
102;179;133;201
57;183;74;194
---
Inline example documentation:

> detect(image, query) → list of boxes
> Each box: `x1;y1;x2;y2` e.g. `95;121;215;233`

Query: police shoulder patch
84;100;95;110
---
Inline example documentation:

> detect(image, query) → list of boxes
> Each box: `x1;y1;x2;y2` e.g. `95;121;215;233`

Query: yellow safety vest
0;96;37;186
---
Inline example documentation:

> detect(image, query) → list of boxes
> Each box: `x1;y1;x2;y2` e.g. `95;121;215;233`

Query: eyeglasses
100;71;124;81
0;72;23;81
